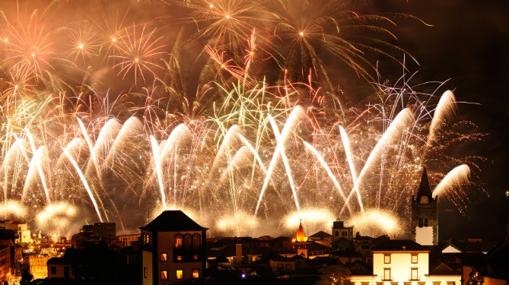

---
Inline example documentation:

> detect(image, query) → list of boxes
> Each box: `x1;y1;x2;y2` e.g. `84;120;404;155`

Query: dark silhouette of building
71;223;116;248
411;168;439;245
140;210;207;285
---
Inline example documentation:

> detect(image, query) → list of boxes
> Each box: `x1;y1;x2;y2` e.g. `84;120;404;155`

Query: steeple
294;220;308;243
416;167;433;200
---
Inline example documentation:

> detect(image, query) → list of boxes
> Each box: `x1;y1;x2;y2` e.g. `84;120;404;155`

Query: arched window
418;218;423;227
183;234;192;249
192;234;201;250
424;219;428;227
174;234;183;249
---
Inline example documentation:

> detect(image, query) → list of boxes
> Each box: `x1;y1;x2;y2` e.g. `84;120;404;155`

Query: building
118;233;141;248
140;210;207;285
0;221;31;244
27;254;50;279
333;220;353;241
350;240;461;285
411;168;439;245
292;221;309;258
71;222;116;248
0;229;16;282
47;257;74;280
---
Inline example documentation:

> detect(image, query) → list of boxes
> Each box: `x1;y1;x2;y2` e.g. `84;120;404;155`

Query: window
424;219;428;227
175;234;183;248
160;253;168;262
183;234;192;249
411;268;418;280
176;269;184;280
50;266;56;275
383;268;391;280
447;282;455;285
192;269;200;279
193;255;199;261
144;233;151;245
342;231;347;237
419;218;423;227
176;255;183;261
361;282;369;285
384;254;391;264
404;282;411;285
160;270;168;280
433;282;441;285
144;267;148;279
411;253;418;264
192;233;201;249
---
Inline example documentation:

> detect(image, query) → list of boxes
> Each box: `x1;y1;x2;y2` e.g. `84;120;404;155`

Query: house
140;210;207;285
350;240;461;285
47;257;74;280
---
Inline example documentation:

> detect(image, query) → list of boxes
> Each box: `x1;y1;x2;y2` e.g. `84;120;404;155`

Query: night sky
375;0;509;241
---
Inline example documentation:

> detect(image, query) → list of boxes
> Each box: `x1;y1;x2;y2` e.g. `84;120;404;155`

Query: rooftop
372;240;429;251
140;210;207;232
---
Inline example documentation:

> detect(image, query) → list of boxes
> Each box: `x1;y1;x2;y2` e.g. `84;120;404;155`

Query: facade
27;254;50;279
333;220;353;241
350;240;461;285
411;168;438;246
0;230;16;282
140;210;207;285
47;257;74;280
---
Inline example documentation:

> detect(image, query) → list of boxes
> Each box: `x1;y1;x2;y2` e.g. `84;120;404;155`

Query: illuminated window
383;268;391;280
433;282;441;285
176;255;183;261
411;268;418;280
447;282;455;285
144;233;151;245
193;255;199;260
361;282;369;285
176;269;184;280
420;196;429;204
192;268;200;279
384;254;391;264
175;234;183;248
160;270;168;280
411;253;418;264
160;253;168;262
144;267;148;278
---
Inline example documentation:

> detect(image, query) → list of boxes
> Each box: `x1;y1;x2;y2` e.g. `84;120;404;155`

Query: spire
294;220;308;243
416;167;433;199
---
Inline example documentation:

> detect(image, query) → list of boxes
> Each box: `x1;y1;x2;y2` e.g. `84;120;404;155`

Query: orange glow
293;220;308;243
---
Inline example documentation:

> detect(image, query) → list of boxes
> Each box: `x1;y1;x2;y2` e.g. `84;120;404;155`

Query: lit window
160;270;168;280
144;234;151;245
177;255;183;261
193;255;199;260
144;267;148;278
433;282;441;285
411;253;418;264
175;235;183;248
447;282;455;285
192;268;200;279
411;268;418;280
176;269;184;280
384;254;391;264
383;268;391;280
160;253;168;262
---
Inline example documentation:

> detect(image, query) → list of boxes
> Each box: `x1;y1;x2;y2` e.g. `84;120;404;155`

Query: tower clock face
420;196;430;205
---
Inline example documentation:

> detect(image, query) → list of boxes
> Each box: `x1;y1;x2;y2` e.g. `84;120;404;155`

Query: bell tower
411;167;438;245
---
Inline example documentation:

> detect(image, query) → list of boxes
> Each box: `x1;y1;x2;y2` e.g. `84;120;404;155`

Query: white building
350;240;461;285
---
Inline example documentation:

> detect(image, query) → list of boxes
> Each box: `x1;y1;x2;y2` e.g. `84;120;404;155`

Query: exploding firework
0;1;483;238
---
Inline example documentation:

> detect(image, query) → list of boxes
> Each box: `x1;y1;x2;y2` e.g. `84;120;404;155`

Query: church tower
411;168;438;245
